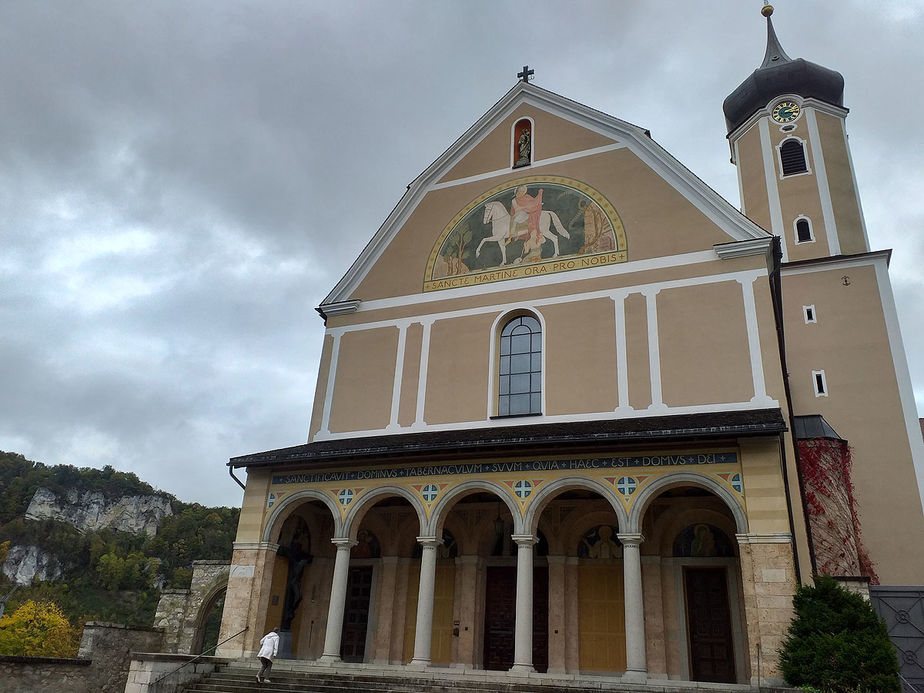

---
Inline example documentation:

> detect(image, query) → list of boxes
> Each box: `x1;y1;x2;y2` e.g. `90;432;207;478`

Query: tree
779;574;899;693
0;599;78;657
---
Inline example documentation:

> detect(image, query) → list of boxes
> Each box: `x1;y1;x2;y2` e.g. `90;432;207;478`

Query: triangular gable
322;82;769;308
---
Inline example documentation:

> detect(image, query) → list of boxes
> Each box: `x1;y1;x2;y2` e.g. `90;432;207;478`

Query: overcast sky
1;1;922;508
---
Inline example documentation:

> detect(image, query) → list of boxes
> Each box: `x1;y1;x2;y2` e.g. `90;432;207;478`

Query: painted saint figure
507;186;544;243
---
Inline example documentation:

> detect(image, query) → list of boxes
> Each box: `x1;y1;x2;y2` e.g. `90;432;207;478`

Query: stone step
181;665;801;693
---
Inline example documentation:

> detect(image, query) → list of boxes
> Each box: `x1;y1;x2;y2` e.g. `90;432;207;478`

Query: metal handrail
151;626;247;687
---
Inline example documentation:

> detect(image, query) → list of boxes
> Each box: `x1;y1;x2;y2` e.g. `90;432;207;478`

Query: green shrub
779;574;899;693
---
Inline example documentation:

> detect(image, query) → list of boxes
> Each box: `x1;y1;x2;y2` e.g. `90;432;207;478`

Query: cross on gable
517;65;534;83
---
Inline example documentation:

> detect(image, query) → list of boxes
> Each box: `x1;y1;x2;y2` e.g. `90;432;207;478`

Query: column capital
232;541;279;552
511;534;538;546
416;535;443;548
331;537;358;549
617;533;645;547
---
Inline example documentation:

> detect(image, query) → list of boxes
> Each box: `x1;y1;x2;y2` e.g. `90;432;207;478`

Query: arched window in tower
512;118;533;168
498;314;541;416
794;216;814;244
779;138;808;176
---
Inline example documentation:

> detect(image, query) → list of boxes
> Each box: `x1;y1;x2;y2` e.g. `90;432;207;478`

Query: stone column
410;536;442;666
217;541;278;658
564;557;580;672
619;533;647;684
510;534;538;674
546;555;566;674
372;556;399;663
319;537;356;663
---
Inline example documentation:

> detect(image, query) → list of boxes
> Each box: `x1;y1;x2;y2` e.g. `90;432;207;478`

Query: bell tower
724;4;869;262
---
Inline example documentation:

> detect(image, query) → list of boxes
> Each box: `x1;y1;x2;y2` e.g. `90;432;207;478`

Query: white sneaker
263;679;271;683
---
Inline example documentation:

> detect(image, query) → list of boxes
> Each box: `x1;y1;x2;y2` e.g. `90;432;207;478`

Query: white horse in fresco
476;200;571;266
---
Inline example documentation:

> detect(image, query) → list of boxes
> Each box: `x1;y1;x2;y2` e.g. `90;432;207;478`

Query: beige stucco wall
782;261;924;583
658;281;754;406
543;298;619;415
328;326;398;433
424;314;495;425
815;111;866;255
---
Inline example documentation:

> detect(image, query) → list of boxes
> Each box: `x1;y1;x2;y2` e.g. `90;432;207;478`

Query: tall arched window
780;138;808;176
498;315;541;416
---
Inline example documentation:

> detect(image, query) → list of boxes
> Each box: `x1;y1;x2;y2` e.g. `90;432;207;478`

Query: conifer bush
779;574;900;693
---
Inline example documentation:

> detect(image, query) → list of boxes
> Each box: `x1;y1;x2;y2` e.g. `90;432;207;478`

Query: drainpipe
228;462;246;491
767;235;815;582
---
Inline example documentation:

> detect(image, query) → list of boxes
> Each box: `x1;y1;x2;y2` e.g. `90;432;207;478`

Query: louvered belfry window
780;139;808;176
498;315;542;416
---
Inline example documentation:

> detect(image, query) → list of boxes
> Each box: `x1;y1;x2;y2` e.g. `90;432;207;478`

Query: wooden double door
341;566;373;662
483;566;548;672
685;567;735;683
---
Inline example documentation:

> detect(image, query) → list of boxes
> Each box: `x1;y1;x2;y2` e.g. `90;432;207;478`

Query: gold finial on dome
761;2;774;17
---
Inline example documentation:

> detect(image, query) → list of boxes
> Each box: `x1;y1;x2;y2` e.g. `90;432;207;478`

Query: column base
508;664;535;675
622;669;647;684
317;654;342;664
408;658;431;668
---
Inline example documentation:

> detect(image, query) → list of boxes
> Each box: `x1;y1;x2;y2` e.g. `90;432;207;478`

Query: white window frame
803;305;817;324
777;135;812;179
812;369;828;397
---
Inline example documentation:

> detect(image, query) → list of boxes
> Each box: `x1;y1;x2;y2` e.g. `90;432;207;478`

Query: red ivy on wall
797;438;878;584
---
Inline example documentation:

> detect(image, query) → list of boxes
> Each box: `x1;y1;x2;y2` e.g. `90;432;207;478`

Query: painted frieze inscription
272;452;737;485
424;176;627;292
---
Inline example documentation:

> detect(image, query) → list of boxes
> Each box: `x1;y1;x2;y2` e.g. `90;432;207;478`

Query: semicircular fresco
424;176;627;292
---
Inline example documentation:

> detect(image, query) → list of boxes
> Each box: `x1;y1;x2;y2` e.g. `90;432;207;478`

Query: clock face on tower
771;100;801;123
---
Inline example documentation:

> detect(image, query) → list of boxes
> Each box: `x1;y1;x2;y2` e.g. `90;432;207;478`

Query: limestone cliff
2;544;64;585
24;487;173;537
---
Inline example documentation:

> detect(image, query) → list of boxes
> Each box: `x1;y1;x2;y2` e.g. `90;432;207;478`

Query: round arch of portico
627;472;748;535
191;570;229;654
261;489;343;542
426;480;521;536
523;476;628;536
341;484;427;539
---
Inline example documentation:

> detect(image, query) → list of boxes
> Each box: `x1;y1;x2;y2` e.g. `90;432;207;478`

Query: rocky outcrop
25;487;173;537
2;544;64;585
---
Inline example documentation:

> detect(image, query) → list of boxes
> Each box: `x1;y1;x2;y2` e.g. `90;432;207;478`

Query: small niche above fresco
424;176;627;292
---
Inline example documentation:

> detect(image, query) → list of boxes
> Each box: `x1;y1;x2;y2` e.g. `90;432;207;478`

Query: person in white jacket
256;628;280;683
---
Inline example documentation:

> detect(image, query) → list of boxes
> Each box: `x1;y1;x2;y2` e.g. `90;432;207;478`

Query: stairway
181;663;800;693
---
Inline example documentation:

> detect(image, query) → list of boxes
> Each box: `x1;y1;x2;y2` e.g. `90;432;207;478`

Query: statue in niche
515;127;531;167
277;521;312;631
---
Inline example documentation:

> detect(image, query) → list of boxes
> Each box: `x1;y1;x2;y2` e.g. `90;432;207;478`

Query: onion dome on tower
723;4;845;133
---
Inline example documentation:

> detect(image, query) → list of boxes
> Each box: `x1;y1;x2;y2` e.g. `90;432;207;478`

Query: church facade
217;10;924;687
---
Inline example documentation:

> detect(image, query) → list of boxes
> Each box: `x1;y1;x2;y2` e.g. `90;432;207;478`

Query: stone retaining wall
0;655;93;693
0;621;164;693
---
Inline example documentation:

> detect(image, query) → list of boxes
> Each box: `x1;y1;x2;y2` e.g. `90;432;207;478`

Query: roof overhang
229;408;787;470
